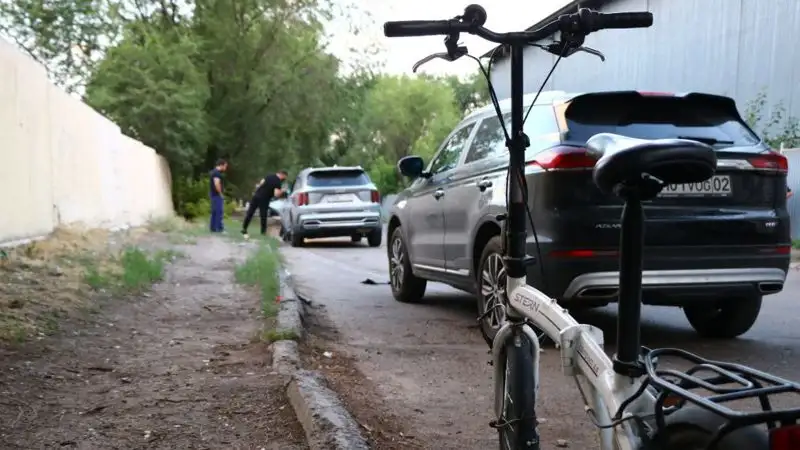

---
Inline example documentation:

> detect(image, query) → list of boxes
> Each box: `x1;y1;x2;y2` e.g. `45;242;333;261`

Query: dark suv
385;90;791;344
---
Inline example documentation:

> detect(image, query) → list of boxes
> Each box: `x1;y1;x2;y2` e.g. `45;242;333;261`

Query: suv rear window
563;93;760;147
307;169;370;187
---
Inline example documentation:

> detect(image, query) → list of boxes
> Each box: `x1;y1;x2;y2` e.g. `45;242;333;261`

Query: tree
2;0;489;205
85;21;210;177
191;0;342;189
78;0;346;199
441;72;490;115
356;75;461;194
360;75;460;163
0;0;119;93
319;69;378;166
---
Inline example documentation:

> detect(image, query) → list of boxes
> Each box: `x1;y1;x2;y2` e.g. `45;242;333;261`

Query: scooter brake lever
412;52;453;73
576;46;606;62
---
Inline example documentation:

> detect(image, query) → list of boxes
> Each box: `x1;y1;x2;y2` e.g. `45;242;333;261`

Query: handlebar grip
595;11;653;29
384;20;454;37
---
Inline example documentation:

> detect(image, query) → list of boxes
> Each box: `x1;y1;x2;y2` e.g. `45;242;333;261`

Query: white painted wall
0;37;174;244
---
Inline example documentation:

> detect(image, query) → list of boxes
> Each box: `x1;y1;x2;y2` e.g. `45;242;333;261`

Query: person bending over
241;170;288;238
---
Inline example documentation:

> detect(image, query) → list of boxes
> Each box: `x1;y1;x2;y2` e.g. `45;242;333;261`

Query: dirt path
0;235;307;450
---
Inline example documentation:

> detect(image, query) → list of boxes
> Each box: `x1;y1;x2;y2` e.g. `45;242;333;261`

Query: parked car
283;166;383;247
386;90;791;344
268;199;286;217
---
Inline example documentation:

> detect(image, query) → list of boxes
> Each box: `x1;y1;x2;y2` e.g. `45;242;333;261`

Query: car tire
351;234;361;243
476;235;506;347
388;227;426;303
683;295;762;339
290;229;305;247
367;229;382;247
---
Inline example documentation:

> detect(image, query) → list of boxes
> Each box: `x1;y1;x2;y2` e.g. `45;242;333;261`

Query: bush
234;240;281;317
744;90;800;149
173;176;209;220
173;176;238;220
83;246;176;293
368;157;406;196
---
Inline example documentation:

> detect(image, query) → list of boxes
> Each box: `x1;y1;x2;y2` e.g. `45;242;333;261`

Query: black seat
586;133;717;196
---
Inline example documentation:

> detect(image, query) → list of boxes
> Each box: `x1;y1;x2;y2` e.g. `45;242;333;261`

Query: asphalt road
282;237;800;449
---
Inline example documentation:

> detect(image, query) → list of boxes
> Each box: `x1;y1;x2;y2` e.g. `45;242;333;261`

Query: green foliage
83;246;175;292
119;246;167;290
234;240;281;317
359;75;462;164
172;176;209;219
172;176;237;220
437;72;491;115
368;157;405;196
0;0;118;92
261;328;298;342
744;90;800;148
85;22;210;177
1;0;490;206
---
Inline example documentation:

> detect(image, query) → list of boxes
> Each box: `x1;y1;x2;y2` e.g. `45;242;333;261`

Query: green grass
149;215;250;244
792;239;800;249
82;246;180;293
261;328;299;342
235;239;281;318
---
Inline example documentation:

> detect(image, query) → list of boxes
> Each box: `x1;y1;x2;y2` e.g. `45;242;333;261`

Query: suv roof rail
309;165;364;172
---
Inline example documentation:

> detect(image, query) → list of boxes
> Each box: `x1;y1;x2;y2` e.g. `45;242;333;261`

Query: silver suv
282;166;383;247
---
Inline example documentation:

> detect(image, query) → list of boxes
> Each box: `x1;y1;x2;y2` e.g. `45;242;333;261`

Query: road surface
282;237;800;449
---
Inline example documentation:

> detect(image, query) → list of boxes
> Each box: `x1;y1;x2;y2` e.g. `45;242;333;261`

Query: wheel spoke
480;253;509;331
488;255;499;283
488;297;499;327
390;237;404;290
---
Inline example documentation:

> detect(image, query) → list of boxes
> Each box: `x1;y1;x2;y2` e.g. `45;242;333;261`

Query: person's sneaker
241;230;249;240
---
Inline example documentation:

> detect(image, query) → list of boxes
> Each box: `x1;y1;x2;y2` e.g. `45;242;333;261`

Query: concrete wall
1;38;174;245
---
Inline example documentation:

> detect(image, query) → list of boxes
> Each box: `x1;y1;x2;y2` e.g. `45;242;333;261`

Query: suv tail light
749;151;788;174
528;146;598;170
770;424;800;450
294;192;309;206
371;190;380;203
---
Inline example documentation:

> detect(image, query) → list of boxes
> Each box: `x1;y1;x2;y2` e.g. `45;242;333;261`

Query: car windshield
564;94;760;147
307;170;370;187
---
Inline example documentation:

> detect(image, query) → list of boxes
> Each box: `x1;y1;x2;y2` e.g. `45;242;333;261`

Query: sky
325;0;572;77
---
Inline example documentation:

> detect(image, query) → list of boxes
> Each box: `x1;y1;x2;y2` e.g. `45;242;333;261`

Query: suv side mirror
398;156;428;179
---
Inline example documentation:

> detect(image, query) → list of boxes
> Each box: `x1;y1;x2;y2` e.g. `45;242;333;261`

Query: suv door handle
476;179;493;191
433;189;445;200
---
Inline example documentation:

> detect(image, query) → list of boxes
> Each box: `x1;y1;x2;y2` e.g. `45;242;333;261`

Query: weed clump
234;240;281;317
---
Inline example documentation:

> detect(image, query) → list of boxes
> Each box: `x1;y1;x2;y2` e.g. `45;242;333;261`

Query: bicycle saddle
586;133;717;196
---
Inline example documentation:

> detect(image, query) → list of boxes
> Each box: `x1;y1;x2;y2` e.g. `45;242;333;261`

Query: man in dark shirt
209;159;228;233
241;170;288;238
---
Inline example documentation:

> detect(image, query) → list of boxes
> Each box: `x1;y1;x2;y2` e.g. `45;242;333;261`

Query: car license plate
659;175;732;197
325;194;352;203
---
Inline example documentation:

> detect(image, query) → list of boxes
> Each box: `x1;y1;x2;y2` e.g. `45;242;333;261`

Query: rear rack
644;348;800;441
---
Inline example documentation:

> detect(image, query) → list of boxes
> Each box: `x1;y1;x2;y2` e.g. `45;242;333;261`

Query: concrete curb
287;370;370;450
272;269;303;375
272;268;369;450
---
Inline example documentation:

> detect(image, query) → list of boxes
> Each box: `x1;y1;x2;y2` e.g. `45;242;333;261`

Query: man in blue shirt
209;159;229;232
